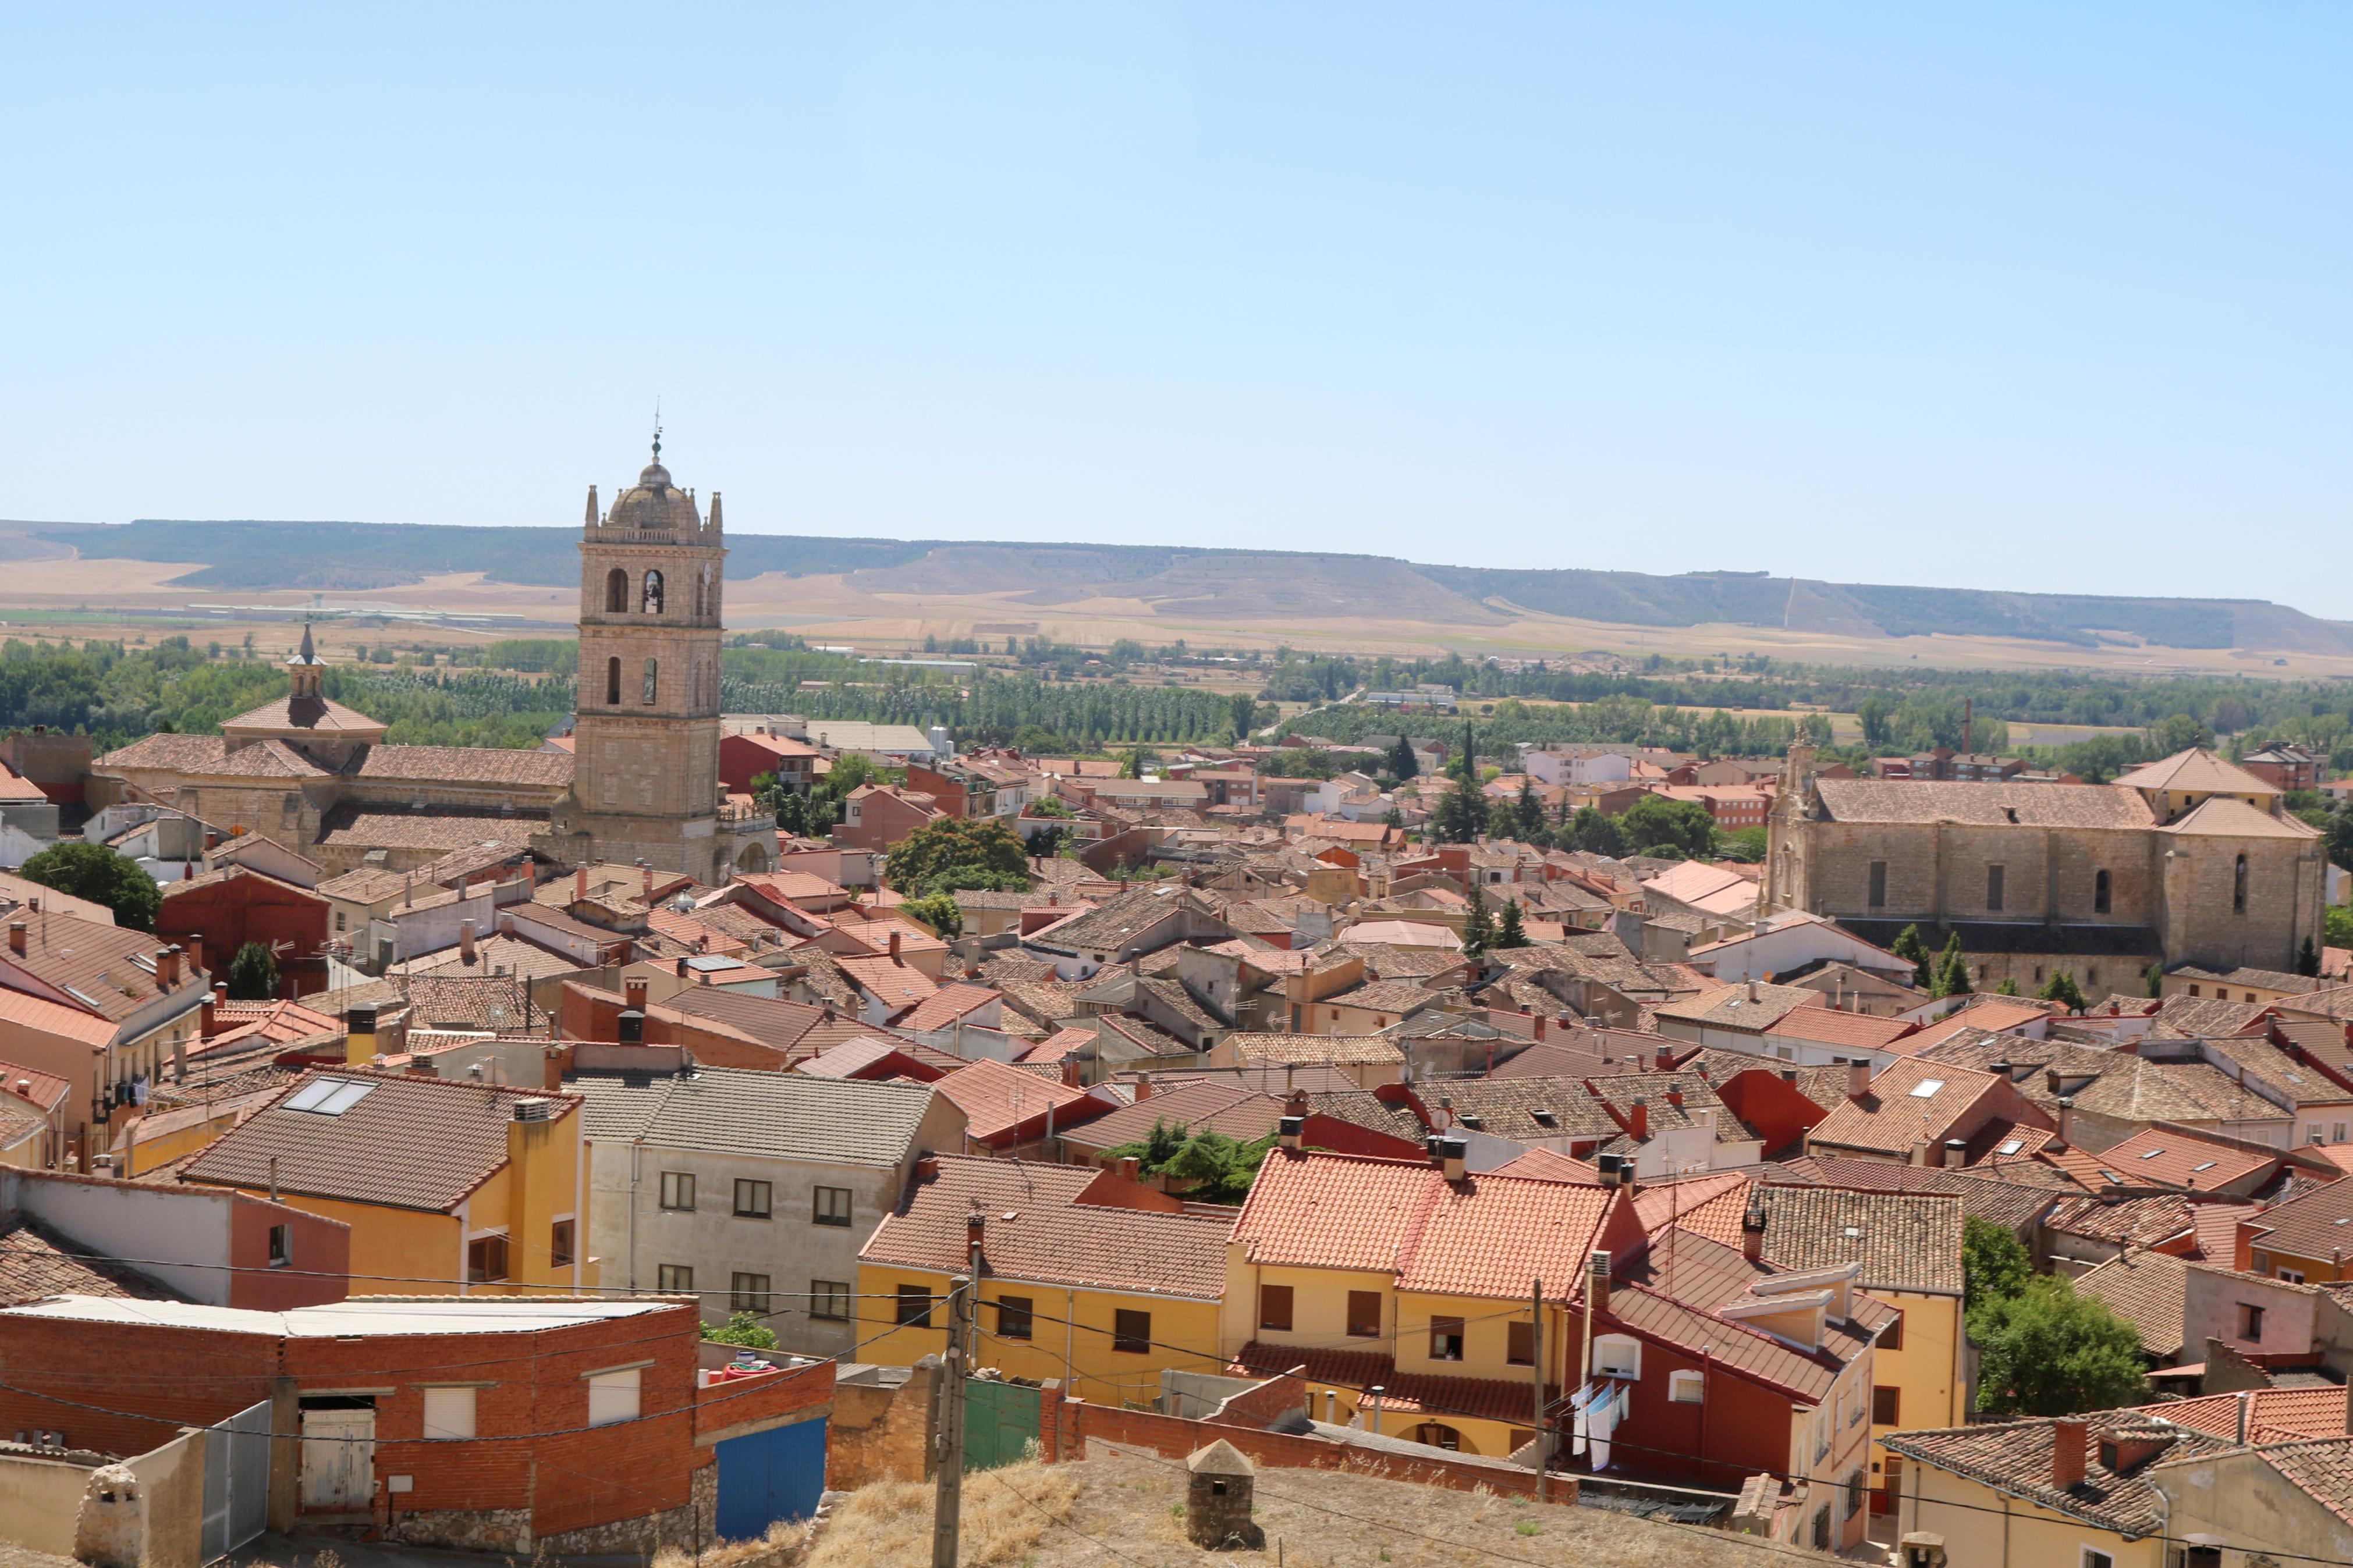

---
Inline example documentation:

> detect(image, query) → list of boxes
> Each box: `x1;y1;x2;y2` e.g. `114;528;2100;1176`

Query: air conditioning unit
512;1099;555;1123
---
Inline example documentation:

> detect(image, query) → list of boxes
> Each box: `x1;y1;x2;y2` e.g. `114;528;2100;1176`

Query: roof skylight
283;1078;375;1117
1910;1079;1945;1098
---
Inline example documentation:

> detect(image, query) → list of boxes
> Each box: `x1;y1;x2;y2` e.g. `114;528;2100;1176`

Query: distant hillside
33;519;2353;655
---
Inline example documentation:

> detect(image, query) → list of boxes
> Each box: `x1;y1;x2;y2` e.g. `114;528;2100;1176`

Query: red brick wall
160;877;331;998
0;1318;279;1456
556;984;789;1070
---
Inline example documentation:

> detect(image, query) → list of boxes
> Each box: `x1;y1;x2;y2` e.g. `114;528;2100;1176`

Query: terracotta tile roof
182;1069;576;1213
0;909;207;1026
567;1064;946;1167
1232;1149;1624;1302
0;985;125;1048
1632;1172;1751;1243
1652;982;1825;1033
861;1154;1229;1300
1486;1146;1601;1183
1027;886;1221;953
1883;1417;2233;1535
1612;1229;1888;1401
1061;1080;1285;1152
2244;1176;2353;1263
393;933;584;985
2074;1251;2191;1358
399;973;538;1030
932;1058;1103;1143
2210;1438;2353;1526
1298;1090;1429;1146
835;953;940;1014
1762;1007;1917;1052
2148;994;2276;1039
1017;1026;1100;1064
2043;1192;2207;1249
1754;1185;1965;1295
0;1217;183;1304
314;805;545;853
1815;778;2156;830
1805;1059;2002;1157
1220;1032;1407;1068
342;744;574;787
2117;747;2282;799
893;983;1002;1034
2093;1126;2276;1191
1760;1157;2073;1230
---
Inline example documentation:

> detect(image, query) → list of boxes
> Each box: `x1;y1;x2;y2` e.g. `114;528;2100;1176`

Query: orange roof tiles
1763;1007;1918;1051
932;1058;1103;1143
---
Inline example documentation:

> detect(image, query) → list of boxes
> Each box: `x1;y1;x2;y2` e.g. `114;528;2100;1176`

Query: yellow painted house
856;1154;1229;1406
180;1069;595;1295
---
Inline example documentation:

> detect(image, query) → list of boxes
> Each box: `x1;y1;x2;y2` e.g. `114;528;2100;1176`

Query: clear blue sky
6;5;2350;613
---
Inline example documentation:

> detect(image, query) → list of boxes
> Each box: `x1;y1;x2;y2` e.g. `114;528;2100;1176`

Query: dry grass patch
805;1459;1083;1568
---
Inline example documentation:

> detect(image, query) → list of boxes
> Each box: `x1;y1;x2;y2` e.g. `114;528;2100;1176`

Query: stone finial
585;483;599;527
708;490;723;532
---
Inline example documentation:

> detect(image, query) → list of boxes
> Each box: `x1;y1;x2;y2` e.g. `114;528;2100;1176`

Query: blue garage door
715;1418;827;1541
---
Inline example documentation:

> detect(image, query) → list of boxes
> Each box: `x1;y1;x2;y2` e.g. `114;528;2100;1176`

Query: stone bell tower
549;432;736;881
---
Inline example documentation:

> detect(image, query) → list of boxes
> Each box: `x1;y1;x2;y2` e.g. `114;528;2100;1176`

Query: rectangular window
2082;1552;2114;1568
2242;1303;2265;1341
2280;1268;2306;1285
1669;1370;1705;1403
1985;864;2004;912
810;1280;851;1321
1428;1317;1465;1361
734;1179;773;1218
587;1367;640;1427
2337;1123;2349;1143
1346;1290;1382;1338
268;1224;291;1268
996;1295;1034;1341
2310;1126;2325;1145
659;1171;695;1211
812;1186;853;1227
657;1264;694;1293
549;1219;574;1270
1873;1386;1900;1425
1867;861;1887;908
422;1386;477;1441
1259;1284;1294;1332
730;1272;772;1314
335;912;347;933
896;1285;934;1329
1113;1309;1152;1354
1880;1310;1903;1352
466;1235;509;1283
1507;1321;1535;1366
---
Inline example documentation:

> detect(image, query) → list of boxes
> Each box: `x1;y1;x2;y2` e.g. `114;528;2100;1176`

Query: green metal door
963;1378;1042;1472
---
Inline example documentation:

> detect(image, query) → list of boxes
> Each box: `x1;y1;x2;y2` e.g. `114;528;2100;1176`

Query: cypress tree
1461;882;1494;955
1934;932;1972;999
1493;897;1528;949
1891;924;1935;991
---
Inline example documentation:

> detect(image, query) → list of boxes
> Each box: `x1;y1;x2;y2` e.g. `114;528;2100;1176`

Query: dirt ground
807;1443;1843;1568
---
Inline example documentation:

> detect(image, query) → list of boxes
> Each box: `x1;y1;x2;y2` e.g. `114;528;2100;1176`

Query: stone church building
93;442;773;882
1759;744;2327;992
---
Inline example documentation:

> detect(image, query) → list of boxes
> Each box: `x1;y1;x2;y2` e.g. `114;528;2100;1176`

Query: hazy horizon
6;6;2350;613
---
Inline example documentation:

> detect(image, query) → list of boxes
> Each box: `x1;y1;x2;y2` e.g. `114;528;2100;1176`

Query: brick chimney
1117;1155;1141;1182
1061;1058;1083;1088
1585;1249;1610;1321
574;867;589;901
914;1154;940;1182
1627;1098;1648;1142
201;983;225;1036
1666;1087;1684;1109
1655;1044;1675;1072
185;935;203;976
889;929;902;961
157;946;180;986
6;921;23;957
1135;1075;1154;1101
966;1209;986;1260
459;920;477;964
1848;1059;1872;1102
624;977;649;1014
1741;1199;1767;1263
2051;1420;2088;1489
1534;1015;1546;1040
640;861;653;901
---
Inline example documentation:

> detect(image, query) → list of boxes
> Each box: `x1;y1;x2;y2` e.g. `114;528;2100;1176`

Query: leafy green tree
1970;1276;2149;1417
883;816;1030;895
2037;969;2087;1013
2146;713;2210;755
1461;882;1494;956
1429;778;1486;845
1492;897;1528;950
1386;737;1419;781
20;841;161;933
1123;743;1152;779
2329;905;2353;951
900;893;963;938
1157;1130;1272;1204
1619;794;1717;860
1995;977;2021;996
1857;695;1894;749
773;788;809;837
1717;826;1768;862
701;1312;779;1350
1891;925;1935;991
1229;691;1258;741
1962;1217;2032;1311
1932;931;1972;999
818;750;883;802
1568;806;1624;859
2327;810;2353;874
1103;1118;1189;1175
2299;937;2321;979
1511;778;1546;843
226;941;281;1001
2145;961;2167;1000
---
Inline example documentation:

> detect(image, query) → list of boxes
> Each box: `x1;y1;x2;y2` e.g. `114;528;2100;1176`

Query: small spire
299;620;316;664
652;397;663;464
584;483;599;528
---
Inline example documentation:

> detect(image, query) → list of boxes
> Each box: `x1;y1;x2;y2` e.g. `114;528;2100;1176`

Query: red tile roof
932;1058;1105;1144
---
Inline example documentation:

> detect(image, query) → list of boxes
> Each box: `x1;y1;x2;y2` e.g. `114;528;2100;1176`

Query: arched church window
693;571;705;618
2234;854;2248;914
643;657;659;705
605;656;622;706
605;568;628;614
641;570;664;615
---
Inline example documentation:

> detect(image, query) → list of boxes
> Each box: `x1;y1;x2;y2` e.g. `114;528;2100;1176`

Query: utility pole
1530;1277;1548;1503
932;1254;974;1568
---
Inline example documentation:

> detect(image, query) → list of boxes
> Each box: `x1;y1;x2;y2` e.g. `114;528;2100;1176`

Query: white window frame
1668;1370;1704;1403
1592;1334;1641;1378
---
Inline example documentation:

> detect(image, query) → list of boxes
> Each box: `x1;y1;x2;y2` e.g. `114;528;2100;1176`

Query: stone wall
827;1361;938;1489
